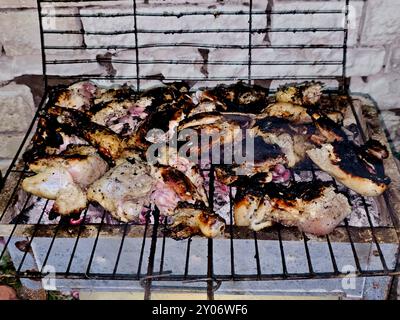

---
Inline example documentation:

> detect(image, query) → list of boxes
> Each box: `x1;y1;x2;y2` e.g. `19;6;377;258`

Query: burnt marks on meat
253;136;283;164
333;140;391;185
208;82;269;113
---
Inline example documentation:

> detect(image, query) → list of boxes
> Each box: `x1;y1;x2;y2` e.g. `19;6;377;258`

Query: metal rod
45;59;343;66
65;209;89;274
42;9;344;18
144;207;160;300
132;0;140;91
43;27;345;35
45;43;345;50
85;210;106;276
112;222;129;276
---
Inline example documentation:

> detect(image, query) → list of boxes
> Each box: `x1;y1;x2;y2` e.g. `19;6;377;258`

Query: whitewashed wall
0;0;399;171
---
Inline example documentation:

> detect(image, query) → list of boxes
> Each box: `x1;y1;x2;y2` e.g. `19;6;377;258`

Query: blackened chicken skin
22;146;108;215
234;180;352;235
307;140;391;196
45;106;126;161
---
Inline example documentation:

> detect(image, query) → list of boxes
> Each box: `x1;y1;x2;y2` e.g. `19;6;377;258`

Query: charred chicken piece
22;146;108;215
167;202;226;239
90;98;150;137
275;81;323;106
150;165;209;216
234;180;352;235
253;116;315;167
46;106;126;161
87;157;156;222
261;102;313;124
307;140;391;196
309;112;347;145
211;82;269;113
50;81;98;112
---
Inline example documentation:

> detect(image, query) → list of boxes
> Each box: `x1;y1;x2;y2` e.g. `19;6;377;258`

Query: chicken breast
51;81;97;111
307;140;391;196
22;146;108;215
234;181;352;235
275;81;323;106
87;158;156;222
168;202;226;239
46;106;126;161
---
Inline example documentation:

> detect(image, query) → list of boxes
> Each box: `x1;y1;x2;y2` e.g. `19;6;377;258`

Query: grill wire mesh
0;0;399;299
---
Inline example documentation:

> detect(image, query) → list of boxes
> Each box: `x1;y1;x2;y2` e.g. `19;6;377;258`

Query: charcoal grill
1;0;400;300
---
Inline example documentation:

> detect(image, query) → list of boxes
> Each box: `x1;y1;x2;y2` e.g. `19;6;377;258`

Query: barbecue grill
0;0;400;300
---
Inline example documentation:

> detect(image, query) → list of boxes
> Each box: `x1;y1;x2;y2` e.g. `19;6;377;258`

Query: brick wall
0;0;399;172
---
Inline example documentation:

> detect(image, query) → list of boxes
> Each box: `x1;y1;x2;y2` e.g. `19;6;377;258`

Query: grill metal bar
207;166;216;300
85;210;106;276
46;59;343;66
144;207;160;300
183;238;192;280
229;186;236;279
277;226;288;278
0;194;33;261
44;44;345;50
158;217;168;275
253;232;262;278
136;214;150;278
65;208;89;275
43;27;346;35
42;10;345;18
326;235;340;274
39;217;64;273
112;222;129;277
16;200;48;274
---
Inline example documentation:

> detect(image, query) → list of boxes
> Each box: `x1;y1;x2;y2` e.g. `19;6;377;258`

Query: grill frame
0;0;399;300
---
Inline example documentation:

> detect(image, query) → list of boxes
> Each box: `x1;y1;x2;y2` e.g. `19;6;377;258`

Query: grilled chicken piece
151;165;208;216
307;140;391;196
178;111;255;132
23;167;87;215
253;116;315;167
93;84;135;106
200;82;269;113
310;112;347;144
51;81;98;111
22;146;108;215
167;202;226;239
261;102;313;124
90;98;151;136
87;158;156;222
46;106;126;161
276;81;323;106
234;181;352;235
127;90;195;151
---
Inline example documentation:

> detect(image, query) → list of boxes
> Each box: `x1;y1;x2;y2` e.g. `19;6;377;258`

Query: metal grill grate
0;0;400;300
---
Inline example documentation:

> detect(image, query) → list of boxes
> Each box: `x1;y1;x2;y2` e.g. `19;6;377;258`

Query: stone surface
0;10;41;56
346;47;386;77
350;72;400;110
389;45;400;73
0;83;35;133
361;0;400;46
0;55;42;82
0;134;25;159
380;109;400;156
265;0;363;46
0;0;36;9
0;159;12;173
